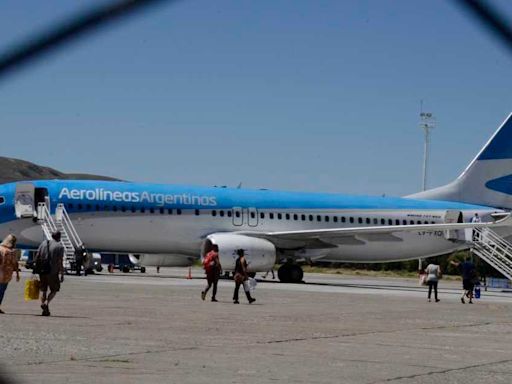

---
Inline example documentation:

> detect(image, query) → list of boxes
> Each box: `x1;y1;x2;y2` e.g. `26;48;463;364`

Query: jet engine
202;233;276;272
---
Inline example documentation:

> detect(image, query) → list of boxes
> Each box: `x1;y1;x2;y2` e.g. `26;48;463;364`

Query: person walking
470;213;481;241
0;234;19;314
451;258;476;304
232;249;255;304
201;244;221;302
425;262;441;302
33;231;65;316
74;245;86;276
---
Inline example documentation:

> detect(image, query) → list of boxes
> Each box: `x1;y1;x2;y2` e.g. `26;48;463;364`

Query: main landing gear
277;263;304;284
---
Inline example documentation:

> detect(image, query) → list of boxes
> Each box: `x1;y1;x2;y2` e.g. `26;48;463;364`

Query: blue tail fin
410;113;512;209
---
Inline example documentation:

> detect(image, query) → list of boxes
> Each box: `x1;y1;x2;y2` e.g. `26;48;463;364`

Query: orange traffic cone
186;267;192;279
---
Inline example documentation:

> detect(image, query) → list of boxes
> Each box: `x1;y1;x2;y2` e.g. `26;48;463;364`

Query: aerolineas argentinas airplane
1;114;512;283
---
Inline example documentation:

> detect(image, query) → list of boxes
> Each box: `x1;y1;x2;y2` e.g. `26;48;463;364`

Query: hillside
0;157;120;184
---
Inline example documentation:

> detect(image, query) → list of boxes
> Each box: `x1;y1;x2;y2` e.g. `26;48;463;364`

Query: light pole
420;112;436;191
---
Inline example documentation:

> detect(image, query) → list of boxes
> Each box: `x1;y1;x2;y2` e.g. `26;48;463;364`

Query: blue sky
0;0;511;196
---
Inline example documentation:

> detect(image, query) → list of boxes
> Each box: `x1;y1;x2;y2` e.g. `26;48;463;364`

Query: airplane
1;113;512;283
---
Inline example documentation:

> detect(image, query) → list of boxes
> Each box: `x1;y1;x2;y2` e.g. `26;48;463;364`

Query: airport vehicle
2;114;512;283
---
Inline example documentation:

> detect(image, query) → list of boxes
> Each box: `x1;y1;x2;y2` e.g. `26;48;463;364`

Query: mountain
0;157;120;184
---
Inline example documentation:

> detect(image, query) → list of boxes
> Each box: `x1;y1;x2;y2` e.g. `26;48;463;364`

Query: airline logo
58;187;217;207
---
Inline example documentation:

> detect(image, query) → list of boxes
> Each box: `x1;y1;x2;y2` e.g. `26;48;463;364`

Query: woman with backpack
0;234;19;314
201;244;221;302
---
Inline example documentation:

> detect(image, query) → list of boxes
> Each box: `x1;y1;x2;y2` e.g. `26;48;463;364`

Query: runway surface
1;267;512;384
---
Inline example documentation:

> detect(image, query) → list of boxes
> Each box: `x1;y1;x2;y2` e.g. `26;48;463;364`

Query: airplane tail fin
409;112;512;209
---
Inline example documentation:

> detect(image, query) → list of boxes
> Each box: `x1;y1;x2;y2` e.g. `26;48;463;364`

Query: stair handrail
472;227;512;280
56;204;83;249
473;247;512;280
37;203;58;233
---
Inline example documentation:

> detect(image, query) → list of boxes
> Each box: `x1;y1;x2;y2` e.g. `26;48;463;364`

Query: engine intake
202;233;276;272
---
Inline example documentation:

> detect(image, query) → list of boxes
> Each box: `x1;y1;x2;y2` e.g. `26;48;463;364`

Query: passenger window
195;209;200;216
317;215;322;222
424;221;428;224
140;207;145;213
380;219;385;225
96;205;100;211
325;216;330;222
388;219;392;225
159;208;164;214
373;218;377;225
260;212;265;219
309;215;314;221
333;216;338;223
350;217;354;223
132;206;137;213
220;210;225;217
236;211;240;218
294;214;298;221
150;208;155;214
395;219;400;225
402;220;407;225
366;218;371;224
417;221;421;225
358;217;362;224
86;204;91;210
410;220;414;225
168;209;173;215
212;210;217;217
301;214;306;221
251;212;256;219
177;209;182;215
121;206;126;212
227;211;232;217
68;203;74;209
78;204;83;210
341;217;346;223
0;196;4;205
113;206;118;212
278;213;282;220
285;213;290;220
270;213;274;219
104;205;110;211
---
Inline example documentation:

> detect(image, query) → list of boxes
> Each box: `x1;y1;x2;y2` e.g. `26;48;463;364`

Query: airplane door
248;207;258;227
232;207;243;226
15;183;35;218
444;210;463;240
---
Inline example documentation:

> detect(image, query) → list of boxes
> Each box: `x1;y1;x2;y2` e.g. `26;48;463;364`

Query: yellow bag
24;279;40;301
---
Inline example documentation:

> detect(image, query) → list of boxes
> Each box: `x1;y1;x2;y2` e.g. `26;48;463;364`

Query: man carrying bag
33;231;64;316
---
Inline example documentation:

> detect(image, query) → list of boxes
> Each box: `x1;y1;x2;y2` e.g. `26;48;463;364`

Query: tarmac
1;267;512;384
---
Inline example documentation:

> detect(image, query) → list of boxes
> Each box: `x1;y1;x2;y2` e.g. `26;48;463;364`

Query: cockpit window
0;196;4;205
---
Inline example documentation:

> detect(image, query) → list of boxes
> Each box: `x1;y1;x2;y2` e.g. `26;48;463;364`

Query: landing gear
277;264;304;283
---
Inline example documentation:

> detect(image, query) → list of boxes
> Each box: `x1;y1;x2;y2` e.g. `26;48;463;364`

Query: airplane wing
237;213;512;246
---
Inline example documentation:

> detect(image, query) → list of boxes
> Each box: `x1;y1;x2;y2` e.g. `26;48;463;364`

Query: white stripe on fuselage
8;207;493;262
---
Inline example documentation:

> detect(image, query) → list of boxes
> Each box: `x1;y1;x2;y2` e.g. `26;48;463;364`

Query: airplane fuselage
0;180;499;264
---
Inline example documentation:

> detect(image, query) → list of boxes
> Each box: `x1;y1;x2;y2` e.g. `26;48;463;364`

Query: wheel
140;267;146;273
278;264;303;283
289;264;304;283
122;265;130;273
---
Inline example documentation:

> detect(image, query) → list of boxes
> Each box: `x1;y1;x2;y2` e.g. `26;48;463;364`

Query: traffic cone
186;267;192;279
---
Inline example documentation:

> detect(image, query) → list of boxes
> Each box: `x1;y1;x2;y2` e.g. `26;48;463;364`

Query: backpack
34;240;52;275
202;252;217;272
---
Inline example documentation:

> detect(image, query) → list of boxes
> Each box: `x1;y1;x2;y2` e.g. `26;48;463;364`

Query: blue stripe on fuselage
18;180;493;211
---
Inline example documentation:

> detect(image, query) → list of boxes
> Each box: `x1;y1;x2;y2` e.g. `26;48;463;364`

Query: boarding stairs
471;227;512;281
37;203;84;271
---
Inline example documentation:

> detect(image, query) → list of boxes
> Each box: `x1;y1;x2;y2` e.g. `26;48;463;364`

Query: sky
0;0;511;196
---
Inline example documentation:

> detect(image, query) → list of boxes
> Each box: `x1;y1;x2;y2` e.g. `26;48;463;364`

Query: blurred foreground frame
0;0;174;82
